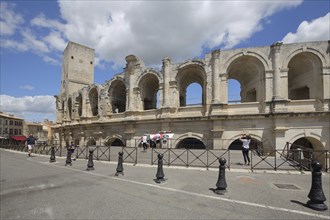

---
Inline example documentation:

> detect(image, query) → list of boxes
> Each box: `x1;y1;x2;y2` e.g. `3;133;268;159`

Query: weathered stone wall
53;40;330;155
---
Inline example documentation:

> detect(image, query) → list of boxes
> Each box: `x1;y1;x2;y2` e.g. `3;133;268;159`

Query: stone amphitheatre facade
53;41;330;156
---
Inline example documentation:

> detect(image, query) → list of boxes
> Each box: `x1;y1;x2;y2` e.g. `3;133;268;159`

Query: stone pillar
321;67;330;111
162;57;171;108
219;73;228;104
212;50;221;104
271;42;283;100
125;56;137;112
81;88;88;118
80;133;85;147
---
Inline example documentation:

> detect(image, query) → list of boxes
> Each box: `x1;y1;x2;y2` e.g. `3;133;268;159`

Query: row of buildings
0;111;54;144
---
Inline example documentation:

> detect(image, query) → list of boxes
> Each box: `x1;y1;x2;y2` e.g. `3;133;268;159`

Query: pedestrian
162;134;168;148
69;141;77;161
156;133;161;148
146;132;151;148
142;135;147;151
239;134;251;165
26;134;36;157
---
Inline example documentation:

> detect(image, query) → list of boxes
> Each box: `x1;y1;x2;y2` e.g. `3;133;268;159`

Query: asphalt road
1;149;329;219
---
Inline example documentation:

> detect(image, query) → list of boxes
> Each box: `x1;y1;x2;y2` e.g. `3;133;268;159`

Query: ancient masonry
53;41;330;156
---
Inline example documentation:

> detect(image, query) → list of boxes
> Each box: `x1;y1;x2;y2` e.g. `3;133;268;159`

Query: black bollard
154;153;165;183
214;157;227;194
49;146;56;163
307;161;328;211
86;149;95;171
65;146;72;166
115;151;124;176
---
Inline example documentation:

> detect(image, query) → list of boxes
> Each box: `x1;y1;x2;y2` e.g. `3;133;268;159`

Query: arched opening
227;55;265;103
62;101;65;118
104;138;124;147
76;94;82;117
109;80;126;113
139;74;159;110
186;83;202;105
288;52;323;100
228;138;262;155
289;137;326;170
68;97;72;120
176;138;206;149
74;139;80;146
89;88;98;116
177;64;206;107
86;138;96;146
228;79;241;103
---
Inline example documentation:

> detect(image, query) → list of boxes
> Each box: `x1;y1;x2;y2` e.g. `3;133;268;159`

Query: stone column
81;88;88;118
125;56;136;112
162;57;171;108
212;50;221;104
271;42;283;100
219;73;228;104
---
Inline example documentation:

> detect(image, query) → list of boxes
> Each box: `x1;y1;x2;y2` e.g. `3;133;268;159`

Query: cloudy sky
1;0;329;122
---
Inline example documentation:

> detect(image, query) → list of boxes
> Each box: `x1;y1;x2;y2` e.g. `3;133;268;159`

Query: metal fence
0;143;328;172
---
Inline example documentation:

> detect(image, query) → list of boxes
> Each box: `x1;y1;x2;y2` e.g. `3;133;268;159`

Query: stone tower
56;42;95;124
61;41;94;96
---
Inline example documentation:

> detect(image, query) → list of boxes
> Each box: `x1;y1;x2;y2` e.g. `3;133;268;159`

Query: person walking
239;134;251;165
142;135;147;151
69;141;77;161
26;134;36;157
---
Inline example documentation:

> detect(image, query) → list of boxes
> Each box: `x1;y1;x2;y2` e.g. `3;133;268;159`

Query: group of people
141;133;169;151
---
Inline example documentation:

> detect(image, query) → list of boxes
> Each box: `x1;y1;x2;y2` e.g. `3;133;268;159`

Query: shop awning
11;135;26;141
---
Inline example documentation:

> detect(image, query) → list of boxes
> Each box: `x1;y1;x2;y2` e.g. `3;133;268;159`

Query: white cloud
56;0;302;67
21;30;50;53
31;13;65;31
0;39;28;52
0;2;24;36
0;95;56;122
43;31;67;52
20;85;34;91
1;0;304;69
282;13;330;43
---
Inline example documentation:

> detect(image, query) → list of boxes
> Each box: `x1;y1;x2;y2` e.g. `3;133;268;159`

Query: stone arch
86;137;97;146
173;133;206;149
289;135;326;170
288;134;324;151
286;51;323;100
282;48;327;69
76;92;83;117
73;138;80;146
138;72;160;110
228;134;263;154
108;79;126;113
176;138;206;149
89;87;99;116
61;100;65;119
104;136;125;147
225;54;266;103
67;97;72;120
176;63;207;107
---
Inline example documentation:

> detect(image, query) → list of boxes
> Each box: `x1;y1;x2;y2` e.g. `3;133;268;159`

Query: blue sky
1;0;329;122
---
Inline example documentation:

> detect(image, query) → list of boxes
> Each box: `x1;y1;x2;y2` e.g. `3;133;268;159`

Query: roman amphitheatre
53;40;329;168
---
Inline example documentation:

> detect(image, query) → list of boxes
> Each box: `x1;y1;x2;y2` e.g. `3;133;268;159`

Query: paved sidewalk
1;149;329;219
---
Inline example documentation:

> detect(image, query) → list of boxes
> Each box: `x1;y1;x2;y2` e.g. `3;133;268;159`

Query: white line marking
37;160;330;219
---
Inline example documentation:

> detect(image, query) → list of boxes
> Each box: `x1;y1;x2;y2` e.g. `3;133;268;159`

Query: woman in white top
239;134;251;165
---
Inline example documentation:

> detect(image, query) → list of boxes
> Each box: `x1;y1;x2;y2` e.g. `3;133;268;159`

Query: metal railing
0;143;328;172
